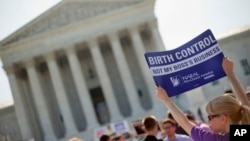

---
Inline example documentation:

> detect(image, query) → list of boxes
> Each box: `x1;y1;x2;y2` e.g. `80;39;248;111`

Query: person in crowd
132;119;147;141
112;134;126;141
246;86;250;91
197;107;205;123
223;93;236;99
68;137;83;141
155;57;250;141
185;113;210;131
135;133;146;141
107;125;115;137
246;86;250;101
224;89;233;94
142;115;163;141
100;134;111;141
123;132;137;141
162;118;193;141
246;91;250;101
167;112;188;135
223;89;236;98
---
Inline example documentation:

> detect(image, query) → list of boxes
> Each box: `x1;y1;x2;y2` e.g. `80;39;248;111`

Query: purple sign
144;29;226;97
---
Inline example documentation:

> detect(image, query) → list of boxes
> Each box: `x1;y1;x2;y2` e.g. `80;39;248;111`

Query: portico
0;1;166;140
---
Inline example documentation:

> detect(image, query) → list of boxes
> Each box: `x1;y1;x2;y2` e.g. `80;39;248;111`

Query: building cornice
0;0;156;67
217;25;250;43
0;0;147;47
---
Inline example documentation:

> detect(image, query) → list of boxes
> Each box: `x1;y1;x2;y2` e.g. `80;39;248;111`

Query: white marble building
0;102;22;141
0;0;167;141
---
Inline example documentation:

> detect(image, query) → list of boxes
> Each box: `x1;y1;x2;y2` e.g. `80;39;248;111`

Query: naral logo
170;75;182;87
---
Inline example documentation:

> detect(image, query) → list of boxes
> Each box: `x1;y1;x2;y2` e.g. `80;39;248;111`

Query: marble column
108;32;144;116
24;59;57;140
4;66;32;140
129;26;158;107
45;53;78;135
65;47;99;128
89;39;122;121
149;20;165;51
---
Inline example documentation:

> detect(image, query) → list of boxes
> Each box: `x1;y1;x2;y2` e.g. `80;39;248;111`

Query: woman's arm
222;57;250;106
156;87;195;135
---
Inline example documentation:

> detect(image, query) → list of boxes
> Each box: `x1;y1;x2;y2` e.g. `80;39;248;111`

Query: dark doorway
90;87;110;124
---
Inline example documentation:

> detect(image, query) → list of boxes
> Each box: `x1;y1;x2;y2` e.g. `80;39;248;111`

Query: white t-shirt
163;134;193;141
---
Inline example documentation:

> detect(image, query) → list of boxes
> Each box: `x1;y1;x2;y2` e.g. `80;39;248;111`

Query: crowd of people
69;57;250;141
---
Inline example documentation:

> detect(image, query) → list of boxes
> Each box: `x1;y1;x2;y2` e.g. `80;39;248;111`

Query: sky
1;0;250;104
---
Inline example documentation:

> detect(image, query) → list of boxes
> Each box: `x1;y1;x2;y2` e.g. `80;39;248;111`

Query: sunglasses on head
207;114;220;121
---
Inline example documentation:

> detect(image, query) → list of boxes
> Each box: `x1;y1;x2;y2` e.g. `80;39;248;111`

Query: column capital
88;38;96;44
64;46;76;56
22;59;35;69
148;19;158;28
88;38;99;49
108;32;120;42
44;52;55;62
128;25;139;33
3;65;15;75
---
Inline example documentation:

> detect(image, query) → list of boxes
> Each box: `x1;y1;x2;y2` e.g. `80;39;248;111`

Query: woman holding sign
155;57;250;141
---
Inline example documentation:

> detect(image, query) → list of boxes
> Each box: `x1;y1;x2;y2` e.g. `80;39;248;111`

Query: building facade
0;102;21;141
0;1;166;141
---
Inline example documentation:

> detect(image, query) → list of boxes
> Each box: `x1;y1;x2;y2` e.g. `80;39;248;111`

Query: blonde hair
206;95;250;124
223;93;236;99
68;137;83;141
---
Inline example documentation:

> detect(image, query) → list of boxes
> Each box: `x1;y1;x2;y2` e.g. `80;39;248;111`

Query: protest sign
94;120;130;141
144;29;226;97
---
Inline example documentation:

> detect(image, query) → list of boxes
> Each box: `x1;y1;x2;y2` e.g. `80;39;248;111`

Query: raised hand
222;56;250;106
222;57;234;76
155;86;170;103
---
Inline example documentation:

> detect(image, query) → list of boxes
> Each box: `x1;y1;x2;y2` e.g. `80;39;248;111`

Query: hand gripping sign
144;29;226;97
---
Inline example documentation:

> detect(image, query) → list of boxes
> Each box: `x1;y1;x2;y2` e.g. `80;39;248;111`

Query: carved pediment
2;0;145;46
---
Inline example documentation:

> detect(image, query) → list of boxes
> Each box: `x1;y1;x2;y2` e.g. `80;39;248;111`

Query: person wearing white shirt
161;118;193;141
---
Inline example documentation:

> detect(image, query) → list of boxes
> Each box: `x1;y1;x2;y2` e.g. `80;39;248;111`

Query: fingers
223;56;233;64
155;86;170;102
222;56;234;74
155;87;164;96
